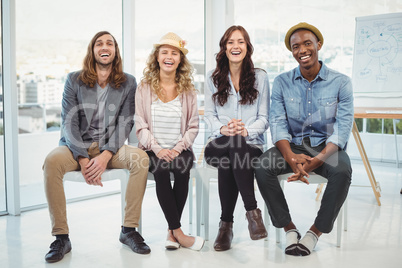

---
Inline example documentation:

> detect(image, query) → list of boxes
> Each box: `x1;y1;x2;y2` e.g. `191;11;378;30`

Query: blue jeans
255;141;352;233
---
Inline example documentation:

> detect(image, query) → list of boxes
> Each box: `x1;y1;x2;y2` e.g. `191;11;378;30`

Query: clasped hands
78;151;113;187
156;149;179;162
286;153;323;184
220;118;248;137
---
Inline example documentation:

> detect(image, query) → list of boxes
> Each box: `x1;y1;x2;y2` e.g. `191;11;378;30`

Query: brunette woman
204;25;270;251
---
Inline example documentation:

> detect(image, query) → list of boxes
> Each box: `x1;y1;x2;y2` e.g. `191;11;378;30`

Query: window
233;0;402;83
355;118;363;132
0;2;6;213
232;0;402;164
384;119;402;135
16;0;123;208
134;0;205;94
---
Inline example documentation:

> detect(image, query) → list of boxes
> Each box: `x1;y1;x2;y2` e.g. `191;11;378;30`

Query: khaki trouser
43;143;149;235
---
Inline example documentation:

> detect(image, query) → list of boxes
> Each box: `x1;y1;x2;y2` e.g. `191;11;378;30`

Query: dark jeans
204;135;263;222
255;140;352;233
147;150;194;230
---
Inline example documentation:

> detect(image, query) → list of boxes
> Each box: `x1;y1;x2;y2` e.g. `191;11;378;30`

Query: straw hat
284;22;324;51
153;32;188;55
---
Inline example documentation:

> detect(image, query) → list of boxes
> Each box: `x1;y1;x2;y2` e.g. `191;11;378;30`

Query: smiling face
157;45;181;74
225;30;247;65
290;29;322;72
93;34;116;68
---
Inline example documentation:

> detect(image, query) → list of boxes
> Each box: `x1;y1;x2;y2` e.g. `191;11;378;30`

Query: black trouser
204;135;263;222
255;140;352;233
147;150;194;230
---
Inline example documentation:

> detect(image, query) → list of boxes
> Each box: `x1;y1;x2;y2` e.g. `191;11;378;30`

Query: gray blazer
59;71;137;160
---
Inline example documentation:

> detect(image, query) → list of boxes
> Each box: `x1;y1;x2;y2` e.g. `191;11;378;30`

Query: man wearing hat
255;22;353;256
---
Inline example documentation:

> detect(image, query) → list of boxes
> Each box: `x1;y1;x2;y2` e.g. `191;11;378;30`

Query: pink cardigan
134;82;199;156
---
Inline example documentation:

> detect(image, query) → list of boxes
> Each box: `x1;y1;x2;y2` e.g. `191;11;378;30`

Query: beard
95;55;114;69
96;60;113;69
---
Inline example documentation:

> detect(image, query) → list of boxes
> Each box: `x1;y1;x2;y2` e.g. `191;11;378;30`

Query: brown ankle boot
246;208;268;240
213;221;233;251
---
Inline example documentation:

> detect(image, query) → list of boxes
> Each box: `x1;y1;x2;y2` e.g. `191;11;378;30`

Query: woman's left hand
241;127;248;137
157;149;174;162
170;149;180;160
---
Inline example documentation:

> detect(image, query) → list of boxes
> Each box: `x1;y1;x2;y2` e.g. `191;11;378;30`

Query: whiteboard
352;13;402;93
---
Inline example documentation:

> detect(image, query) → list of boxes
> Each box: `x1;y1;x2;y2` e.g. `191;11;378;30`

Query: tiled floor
1;160;401;268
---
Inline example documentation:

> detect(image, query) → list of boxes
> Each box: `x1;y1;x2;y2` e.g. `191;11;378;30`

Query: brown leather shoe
213;221;233;251
246;208;268;240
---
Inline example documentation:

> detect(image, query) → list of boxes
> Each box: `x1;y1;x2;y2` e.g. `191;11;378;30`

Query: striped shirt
151;96;182;149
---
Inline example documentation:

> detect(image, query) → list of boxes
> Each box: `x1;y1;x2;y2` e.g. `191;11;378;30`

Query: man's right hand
78;156;90;181
275;140;312;184
283;153;310;184
78;157;103;186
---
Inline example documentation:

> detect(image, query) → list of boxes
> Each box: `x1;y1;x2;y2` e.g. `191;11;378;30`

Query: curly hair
141;46;195;98
79;31;126;88
212;25;258;106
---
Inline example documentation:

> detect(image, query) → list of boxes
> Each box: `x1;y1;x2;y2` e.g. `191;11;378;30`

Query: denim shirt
270;62;353;149
205;68;270;145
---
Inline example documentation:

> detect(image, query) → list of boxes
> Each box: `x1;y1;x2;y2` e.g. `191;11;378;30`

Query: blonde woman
135;32;204;251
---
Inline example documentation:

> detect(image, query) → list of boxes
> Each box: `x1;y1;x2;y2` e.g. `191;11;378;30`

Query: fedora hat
154;32;188;55
284;22;324;51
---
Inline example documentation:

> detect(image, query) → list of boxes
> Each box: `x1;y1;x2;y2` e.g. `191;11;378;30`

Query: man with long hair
43;31;150;263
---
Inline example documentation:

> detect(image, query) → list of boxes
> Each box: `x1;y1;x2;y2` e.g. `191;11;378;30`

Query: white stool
194;164;218;240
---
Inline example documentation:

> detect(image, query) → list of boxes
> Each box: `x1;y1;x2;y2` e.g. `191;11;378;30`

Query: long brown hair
79;31;126;88
212;25;258;106
141;46;195;97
